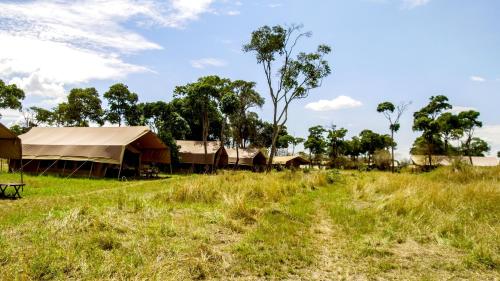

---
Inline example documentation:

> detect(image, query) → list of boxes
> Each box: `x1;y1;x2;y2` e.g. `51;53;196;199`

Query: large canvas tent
226;148;267;170
175;140;228;171
273;156;310;168
11;126;170;178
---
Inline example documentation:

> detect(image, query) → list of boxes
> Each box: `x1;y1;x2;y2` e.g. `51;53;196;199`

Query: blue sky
1;0;499;157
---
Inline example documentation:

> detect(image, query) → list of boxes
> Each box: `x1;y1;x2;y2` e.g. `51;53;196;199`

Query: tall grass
328;166;499;278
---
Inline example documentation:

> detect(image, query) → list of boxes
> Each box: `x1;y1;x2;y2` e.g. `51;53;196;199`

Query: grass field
0;167;498;280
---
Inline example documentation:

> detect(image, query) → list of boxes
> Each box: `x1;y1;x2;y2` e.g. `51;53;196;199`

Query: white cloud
226;10;241;16
447;105;477;115
0;109;24;126
403;0;431;9
268;3;283;8
470;76;486;82
305;96;363;112
0;0;217;102
190;58;227;69
476;125;500;156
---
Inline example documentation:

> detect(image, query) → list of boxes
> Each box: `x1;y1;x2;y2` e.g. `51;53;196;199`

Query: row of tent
1;125;310;178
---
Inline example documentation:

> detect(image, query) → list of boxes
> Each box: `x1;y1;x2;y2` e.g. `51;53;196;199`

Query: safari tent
175;140;228;171
0;123;24;197
0;123;22;163
226;148;267;170
273;156;310;169
11;126;170;178
411;155;499;167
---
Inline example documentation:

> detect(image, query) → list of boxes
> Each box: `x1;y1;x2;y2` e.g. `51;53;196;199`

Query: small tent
0;123;24;197
411;155;499;167
226;148;267;170
12;126;170;178
273;156;310;169
175;140;228;171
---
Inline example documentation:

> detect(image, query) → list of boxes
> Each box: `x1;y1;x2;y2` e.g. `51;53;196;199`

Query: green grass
0;167;498;280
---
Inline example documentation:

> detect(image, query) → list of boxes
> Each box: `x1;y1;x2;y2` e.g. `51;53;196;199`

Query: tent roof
273;156;310;165
20;126;169;164
226;148;267;165
176;140;220;154
411;155;498;167
0;122;22;159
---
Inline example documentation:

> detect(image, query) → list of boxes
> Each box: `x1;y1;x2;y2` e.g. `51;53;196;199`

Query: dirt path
298;202;368;281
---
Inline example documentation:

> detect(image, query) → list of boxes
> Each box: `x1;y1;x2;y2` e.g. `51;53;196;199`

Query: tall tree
463;137;490;157
244;24;332;170
224;80;264;166
174;76;229;171
377;101;410;172
457;110;482;164
304;125;327;167
65;88;104;127
290;137;305;155
436;112;461;155
359;130;392;164
104;83;139;127
327;126;348;161
412;95;451;167
0;79;25;118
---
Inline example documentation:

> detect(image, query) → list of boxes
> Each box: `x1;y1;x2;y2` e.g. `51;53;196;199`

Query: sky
0;0;499;158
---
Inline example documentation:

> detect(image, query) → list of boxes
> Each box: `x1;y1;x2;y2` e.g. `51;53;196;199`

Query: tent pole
89;162;94;179
62;160;67;177
118;163;123;180
20;159;23;184
36;160;41;175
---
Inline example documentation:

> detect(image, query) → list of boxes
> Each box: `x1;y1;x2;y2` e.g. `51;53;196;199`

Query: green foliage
65;87;104;126
244;24;331;166
304;125;327;158
103;83;139;126
0;79;25;116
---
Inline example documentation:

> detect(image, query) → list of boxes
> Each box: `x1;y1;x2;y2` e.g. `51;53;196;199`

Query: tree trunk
203;111;209;173
390;130;395;173
266;122;281;172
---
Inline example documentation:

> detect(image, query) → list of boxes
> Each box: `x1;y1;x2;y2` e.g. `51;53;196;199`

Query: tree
30;107;54;126
174;76;230;171
436;112;461;155
224;80;264;166
359;130;392;164
377;101;410;172
412;95;451;167
497;151;500;158
277;134;295;155
290;137;305;155
140;101;190;162
327;126;348;161
457;110;482;164
65;88;104;127
104;83;139;127
462;137;490;157
344;136;362;160
244;24;331;170
0;79;25;118
304;125;327;167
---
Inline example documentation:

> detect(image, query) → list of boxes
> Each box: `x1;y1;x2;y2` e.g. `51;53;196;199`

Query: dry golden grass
0;167;498;280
